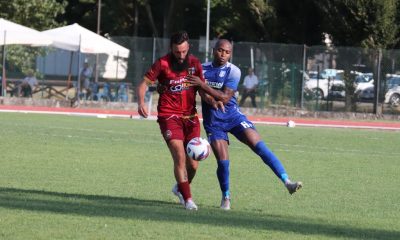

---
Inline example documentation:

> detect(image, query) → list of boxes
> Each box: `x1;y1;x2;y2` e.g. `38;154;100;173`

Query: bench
6;78;133;101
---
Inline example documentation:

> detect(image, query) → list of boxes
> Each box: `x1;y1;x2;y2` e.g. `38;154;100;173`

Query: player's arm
138;60;161;118
186;75;233;105
137;76;152;118
199;89;225;112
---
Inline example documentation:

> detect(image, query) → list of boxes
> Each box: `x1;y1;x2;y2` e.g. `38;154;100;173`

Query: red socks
178;181;192;201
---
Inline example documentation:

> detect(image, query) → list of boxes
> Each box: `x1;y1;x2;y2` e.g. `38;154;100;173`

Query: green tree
0;0;67;76
212;0;275;41
0;0;67;31
315;0;399;49
61;0;400;48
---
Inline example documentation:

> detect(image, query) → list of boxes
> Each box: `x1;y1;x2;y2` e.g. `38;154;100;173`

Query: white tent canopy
1;18;53;96
0;18;52;46
42;23;129;58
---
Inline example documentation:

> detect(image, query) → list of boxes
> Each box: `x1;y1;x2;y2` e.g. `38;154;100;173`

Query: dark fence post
373;49;382;114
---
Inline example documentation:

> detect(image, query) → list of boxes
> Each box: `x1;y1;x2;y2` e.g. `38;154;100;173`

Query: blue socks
253;141;289;183
216;141;288;198
216;160;230;198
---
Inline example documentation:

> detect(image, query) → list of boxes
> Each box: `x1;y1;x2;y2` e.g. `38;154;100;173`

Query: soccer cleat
185;199;198;210
220;196;231;210
172;184;185;206
285;181;303;195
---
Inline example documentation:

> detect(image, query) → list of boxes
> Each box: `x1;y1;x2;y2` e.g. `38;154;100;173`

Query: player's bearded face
171;42;190;72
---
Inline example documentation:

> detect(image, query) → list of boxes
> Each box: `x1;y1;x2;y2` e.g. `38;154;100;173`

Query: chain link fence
1;36;400;115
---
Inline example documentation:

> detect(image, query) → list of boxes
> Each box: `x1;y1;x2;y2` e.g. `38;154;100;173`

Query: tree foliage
315;0;399;49
1;0;400;72
58;0;400;49
0;0;67;30
0;0;67;76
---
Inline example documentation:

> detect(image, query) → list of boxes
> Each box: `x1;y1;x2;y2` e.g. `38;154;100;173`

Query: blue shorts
204;114;255;143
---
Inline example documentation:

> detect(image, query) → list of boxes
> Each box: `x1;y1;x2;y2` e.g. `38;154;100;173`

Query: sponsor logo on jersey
207;81;224;89
168;78;191;92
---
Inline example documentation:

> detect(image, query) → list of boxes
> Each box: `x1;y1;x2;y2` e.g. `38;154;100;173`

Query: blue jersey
202;61;243;129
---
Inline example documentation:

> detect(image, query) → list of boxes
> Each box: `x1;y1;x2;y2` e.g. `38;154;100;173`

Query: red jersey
145;54;205;117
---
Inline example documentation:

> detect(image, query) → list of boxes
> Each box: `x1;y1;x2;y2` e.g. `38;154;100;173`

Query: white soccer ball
287;120;296;128
186;137;211;161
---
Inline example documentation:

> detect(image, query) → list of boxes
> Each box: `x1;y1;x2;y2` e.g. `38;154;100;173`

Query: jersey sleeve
144;59;161;83
224;64;241;91
194;59;205;82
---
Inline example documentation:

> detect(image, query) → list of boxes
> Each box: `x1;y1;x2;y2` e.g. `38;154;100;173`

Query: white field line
251;120;400;131
2;108;400;130
0;109;135;119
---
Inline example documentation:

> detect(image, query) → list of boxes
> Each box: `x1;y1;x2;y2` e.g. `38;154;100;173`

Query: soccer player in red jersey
136;31;205;210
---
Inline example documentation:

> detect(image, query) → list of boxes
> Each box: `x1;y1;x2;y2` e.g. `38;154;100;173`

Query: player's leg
167;139;197;209
174;156;197;206
207;127;231;210
168;144;197;211
180;116;202;210
172;166;197;207
239;127;287;179
159;116;197;209
211;139;231;210
183;116;201;184
185;156;198;183
233;121;302;194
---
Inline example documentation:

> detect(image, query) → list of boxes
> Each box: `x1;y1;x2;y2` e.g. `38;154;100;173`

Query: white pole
77;34;82;105
152;37;156;63
205;0;210;62
115;51;119;80
147;37;156;116
95;0;102;83
301;44;307;109
250;47;254;69
2;31;6;97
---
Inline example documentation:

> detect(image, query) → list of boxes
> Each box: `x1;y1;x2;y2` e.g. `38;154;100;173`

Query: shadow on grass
0;187;398;240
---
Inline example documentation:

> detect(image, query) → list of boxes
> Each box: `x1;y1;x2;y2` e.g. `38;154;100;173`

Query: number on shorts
240;121;252;129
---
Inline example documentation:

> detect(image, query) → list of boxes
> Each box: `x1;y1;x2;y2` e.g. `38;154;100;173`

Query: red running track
1;105;400;131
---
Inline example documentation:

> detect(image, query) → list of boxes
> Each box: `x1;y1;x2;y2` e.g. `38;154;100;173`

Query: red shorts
157;115;201;144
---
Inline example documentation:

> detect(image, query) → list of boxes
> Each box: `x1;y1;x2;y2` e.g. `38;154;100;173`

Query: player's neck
212;61;228;68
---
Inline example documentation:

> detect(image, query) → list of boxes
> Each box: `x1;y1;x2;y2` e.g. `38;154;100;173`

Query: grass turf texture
0;112;399;240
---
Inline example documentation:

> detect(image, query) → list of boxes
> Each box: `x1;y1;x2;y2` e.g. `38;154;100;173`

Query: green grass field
0;112;399;240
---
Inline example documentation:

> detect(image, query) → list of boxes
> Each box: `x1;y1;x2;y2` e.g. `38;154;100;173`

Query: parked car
304;69;345;99
386;75;400;90
354;73;374;100
355;74;400;101
384;86;400;106
305;70;379;101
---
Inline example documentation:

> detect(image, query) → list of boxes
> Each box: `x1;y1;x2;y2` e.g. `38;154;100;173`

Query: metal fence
2;36;400;115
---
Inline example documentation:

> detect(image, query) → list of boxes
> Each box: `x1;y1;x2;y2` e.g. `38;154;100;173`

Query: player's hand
138;103;148;118
185;75;204;87
215;101;225;113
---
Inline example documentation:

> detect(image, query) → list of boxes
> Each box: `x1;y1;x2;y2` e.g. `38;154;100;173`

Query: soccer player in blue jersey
185;39;302;210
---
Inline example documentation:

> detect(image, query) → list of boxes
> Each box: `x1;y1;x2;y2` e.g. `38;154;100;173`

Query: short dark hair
214;39;232;49
170;31;189;47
